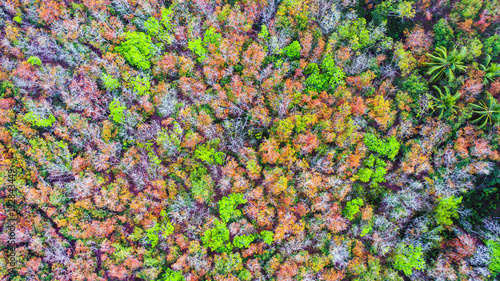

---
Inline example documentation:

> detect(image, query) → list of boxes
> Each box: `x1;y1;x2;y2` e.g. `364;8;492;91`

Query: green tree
470;92;500;128
109;99;126;124
260;231;274;245
194;144;224;165
484;35;500;59
478;55;500;84
424;46;467;83
427;86;461;119
27;56;42;66
233;234;256;249
487;240;500;278
433;19;455;48
392;244;425;276
201;218;232;253
146;210;174;248
218;193;247;223
25;112;56;127
435;196;462;226
162;268;185;281
102;73;120;91
283;41;301;59
344;198;364;220
116;32;156;69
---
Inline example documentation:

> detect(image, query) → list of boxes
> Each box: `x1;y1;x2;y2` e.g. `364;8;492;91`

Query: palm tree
427;86;461;119
470;92;500;128
424;46;467;83
478;55;500;84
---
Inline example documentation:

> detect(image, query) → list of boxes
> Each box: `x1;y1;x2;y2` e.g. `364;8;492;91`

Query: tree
435;196;462;226
344;198;364;220
109;99;126;124
470;92;500;128
427;86;461;119
478;55;500;84
116;32;156;69
161;268;185;281
392;244;425;276
486;239;500;278
201;219;232;253
218;193;247;223
424;46;467;82
282;41;301;59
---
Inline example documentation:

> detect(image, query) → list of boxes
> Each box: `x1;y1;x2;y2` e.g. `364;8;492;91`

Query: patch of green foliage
213;252;243;275
161;268;185;281
109;99;126;124
260;230;274;245
146;210;174;248
194;143;224;165
233;234;256;249
132;75;151;96
27;56;41;66
218;193;247;223
102;73;120;91
282;41;301;59
145;8;175;44
201;218;232;253
344;198;364;221
305;55;345;92
392;244;425;276
116;31;156;69
189;165;214;203
25;112;56;127
187;27;222;63
435;196;462;226
487;240;500;278
433;19;455;48
364;133;400;160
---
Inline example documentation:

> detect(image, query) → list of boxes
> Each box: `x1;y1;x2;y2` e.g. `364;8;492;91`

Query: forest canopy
0;0;500;280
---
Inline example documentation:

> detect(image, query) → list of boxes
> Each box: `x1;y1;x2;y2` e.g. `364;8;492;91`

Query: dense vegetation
0;0;500;280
